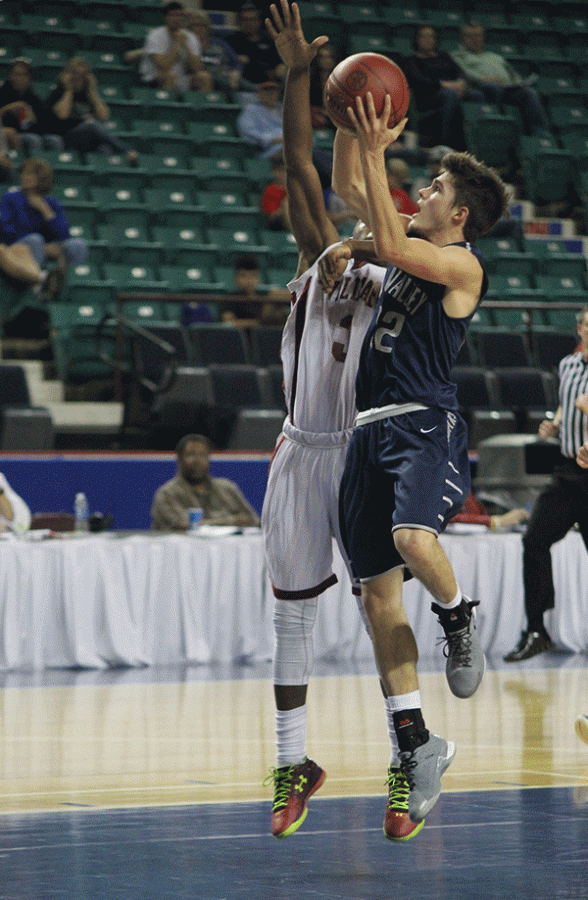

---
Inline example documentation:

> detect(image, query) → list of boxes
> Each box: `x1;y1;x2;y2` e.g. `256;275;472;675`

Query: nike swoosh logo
420;426;438;434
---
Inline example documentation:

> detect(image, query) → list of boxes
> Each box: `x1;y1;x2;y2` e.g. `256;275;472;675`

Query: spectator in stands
138;1;204;94
0;158;89;299
186;9;257;97
221;253;290;325
0;59;62;157
309;43;339;129
226;3;285;88
260;152;289;231
238;78;332;183
451;22;550;137
48;57;138;163
385;157;418;216
504;306;588;661
151;433;260;530
237;77;284;159
0;472;31;535
404;24;483;150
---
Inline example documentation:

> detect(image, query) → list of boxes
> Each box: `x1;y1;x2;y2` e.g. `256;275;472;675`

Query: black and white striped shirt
558;352;588;458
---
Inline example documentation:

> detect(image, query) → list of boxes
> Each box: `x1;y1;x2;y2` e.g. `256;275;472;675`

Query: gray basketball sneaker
399;733;456;823
432;598;486;698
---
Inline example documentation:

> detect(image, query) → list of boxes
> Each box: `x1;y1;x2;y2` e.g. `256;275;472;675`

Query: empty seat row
457;326;579;371
453;365;559;446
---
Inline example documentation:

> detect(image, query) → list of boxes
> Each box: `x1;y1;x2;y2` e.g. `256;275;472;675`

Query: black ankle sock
431;598;470;632
393;708;430;753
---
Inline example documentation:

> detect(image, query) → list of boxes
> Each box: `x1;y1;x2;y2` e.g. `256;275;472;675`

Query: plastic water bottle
188;507;203;534
74;492;89;532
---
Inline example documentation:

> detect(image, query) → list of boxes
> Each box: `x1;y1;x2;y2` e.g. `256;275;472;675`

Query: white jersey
282;246;384;436
262;248;385;599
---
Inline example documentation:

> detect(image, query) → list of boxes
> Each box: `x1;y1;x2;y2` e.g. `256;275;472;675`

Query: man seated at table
0;472;31;534
151;433;260;531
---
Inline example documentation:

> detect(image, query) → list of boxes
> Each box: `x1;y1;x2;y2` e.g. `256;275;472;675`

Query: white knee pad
273;597;319;686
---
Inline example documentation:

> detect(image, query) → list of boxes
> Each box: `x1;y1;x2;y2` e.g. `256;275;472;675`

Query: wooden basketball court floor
0;652;587;900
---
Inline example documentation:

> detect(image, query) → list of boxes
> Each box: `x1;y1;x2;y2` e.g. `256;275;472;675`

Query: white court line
0;820;527;853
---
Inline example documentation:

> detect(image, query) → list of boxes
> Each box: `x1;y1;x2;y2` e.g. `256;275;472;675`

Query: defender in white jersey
262;249;382;599
262;2;424;845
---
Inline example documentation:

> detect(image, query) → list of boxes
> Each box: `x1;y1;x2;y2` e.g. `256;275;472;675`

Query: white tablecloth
0;530;586;670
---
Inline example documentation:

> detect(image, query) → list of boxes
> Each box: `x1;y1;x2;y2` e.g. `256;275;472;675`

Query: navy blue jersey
355;241;488;412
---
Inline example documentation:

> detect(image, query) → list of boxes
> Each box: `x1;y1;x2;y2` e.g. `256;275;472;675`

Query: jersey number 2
373;310;405;352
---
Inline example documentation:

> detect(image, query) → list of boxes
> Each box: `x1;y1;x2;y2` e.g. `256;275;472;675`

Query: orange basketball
324;52;410;131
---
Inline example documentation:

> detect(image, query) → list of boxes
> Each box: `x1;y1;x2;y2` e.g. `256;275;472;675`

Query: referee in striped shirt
505;305;588;661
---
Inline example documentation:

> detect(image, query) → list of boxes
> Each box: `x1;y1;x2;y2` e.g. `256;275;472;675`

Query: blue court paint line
0;788;586;900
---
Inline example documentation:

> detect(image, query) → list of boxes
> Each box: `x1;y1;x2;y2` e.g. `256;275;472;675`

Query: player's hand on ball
318;243;352;293
347;93;407;151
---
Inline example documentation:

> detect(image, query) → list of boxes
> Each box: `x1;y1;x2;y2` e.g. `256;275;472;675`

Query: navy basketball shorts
339;407;471;581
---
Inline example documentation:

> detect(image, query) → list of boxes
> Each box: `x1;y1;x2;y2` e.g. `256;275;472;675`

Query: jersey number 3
373;310;406;352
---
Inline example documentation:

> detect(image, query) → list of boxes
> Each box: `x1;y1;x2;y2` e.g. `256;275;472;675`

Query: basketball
324;52;410;132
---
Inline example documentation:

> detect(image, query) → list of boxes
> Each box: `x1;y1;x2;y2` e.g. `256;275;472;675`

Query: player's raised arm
348;93;482;295
266;0;339;269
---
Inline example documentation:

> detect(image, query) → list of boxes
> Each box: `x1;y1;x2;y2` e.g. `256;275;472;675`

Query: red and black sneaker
264;757;326;838
383;765;425;842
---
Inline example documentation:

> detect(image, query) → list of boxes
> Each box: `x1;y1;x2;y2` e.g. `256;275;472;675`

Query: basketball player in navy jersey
319;93;509;823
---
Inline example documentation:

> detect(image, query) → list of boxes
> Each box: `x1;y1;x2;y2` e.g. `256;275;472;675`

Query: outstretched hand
266;0;328;69
347;92;407;153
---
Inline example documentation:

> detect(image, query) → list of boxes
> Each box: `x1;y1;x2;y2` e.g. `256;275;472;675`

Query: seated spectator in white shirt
140;1;204;94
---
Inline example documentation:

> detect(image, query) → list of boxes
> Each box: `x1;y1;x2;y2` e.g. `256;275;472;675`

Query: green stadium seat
242;157;273;190
129;87;188;121
159;264;225;295
48;300;111;329
261;230;299;266
86;153;148;191
96;224;164;266
535;275;588;301
64;263;116;305
491;307;532;329
207;227;268;272
119;302;168;322
73;18;134;55
132;119;193;156
521;148;575;205
142;188;205;229
543;308;581;329
189;93;241;127
198;191;260;231
20;48;68;78
491;253;536;279
477;236;522;262
485;273;539;300
463;107;519;170
140;156;198;192
52;184;89;204
348;35;395;55
102;263;167;296
43;152;94;189
89;185;146;215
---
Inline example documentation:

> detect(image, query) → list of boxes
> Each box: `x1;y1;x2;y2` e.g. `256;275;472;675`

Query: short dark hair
176;433;210;456
234;253;259;272
441;151;510;243
164;2;185;14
